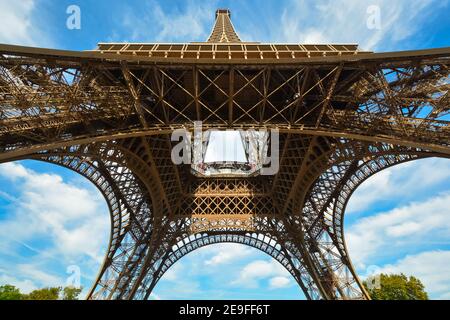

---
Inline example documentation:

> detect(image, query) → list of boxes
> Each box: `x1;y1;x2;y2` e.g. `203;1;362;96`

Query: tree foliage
363;273;428;300
24;287;61;300
0;284;83;300
0;285;23;300
62;286;83;300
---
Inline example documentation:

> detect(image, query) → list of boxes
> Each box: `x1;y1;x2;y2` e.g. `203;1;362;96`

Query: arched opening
344;157;450;299
0;160;110;298
3;156;448;299
152;241;305;300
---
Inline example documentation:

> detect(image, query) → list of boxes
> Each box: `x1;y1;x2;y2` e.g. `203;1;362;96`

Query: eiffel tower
0;9;449;300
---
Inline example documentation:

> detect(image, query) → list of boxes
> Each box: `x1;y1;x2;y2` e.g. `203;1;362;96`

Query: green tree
62;286;82;300
0;285;83;300
363;273;428;300
0;285;24;300
24;287;61;300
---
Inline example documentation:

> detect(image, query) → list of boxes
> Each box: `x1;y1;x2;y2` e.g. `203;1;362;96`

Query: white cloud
346;192;450;268
0;0;46;46
269;276;291;289
156;259;202;299
347;158;450;214
344;158;450;298
204;243;255;266
376;250;450;299
119;0;217;43
233;260;292;288
162;260;183;282
1;161;29;179
108;0;449;52
0;162;108;261
0;273;37;294
150;293;161;300
0;263;65;294
0;162;109;292
278;0;446;50
17;264;63;287
155;243;299;299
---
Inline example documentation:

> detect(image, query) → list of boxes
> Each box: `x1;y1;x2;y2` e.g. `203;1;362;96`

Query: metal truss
146;232;323;300
1;43;449;161
0;9;449;300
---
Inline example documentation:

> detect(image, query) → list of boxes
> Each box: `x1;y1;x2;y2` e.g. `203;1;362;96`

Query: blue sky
0;0;449;299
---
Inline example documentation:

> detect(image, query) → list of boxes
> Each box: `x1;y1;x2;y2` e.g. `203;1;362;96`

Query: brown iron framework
0;9;449;300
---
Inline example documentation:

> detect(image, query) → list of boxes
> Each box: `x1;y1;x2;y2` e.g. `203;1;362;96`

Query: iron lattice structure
0;9;449;300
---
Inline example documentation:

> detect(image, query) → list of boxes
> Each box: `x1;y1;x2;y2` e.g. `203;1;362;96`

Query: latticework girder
0;48;449;161
0;9;449;300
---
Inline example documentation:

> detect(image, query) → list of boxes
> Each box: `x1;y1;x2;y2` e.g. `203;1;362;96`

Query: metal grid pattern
0;9;449;300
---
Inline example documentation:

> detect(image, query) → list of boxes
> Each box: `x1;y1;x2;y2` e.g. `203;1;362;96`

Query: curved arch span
338;155;450;269
3;141;448;300
298;153;450;300
15;144;159;299
132;232;319;300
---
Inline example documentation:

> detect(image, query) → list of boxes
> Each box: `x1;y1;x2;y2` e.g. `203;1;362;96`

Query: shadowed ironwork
0;9;449;300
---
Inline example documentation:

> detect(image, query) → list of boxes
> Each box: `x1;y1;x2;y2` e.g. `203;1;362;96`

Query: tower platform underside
0;9;449;300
